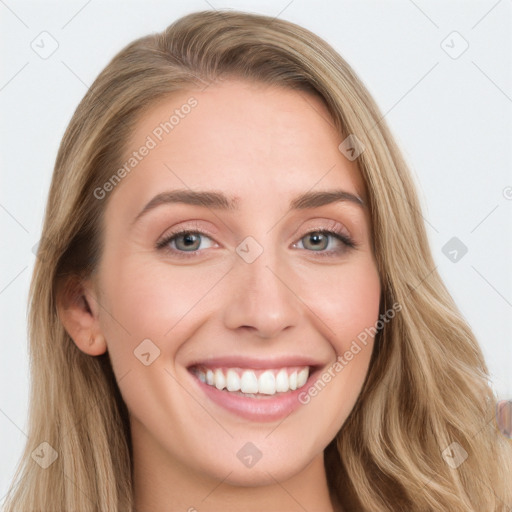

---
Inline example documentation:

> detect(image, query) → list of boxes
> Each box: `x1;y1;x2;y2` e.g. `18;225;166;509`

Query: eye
156;229;216;258
293;229;356;257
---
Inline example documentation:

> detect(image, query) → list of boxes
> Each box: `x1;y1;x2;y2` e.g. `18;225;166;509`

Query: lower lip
189;368;320;422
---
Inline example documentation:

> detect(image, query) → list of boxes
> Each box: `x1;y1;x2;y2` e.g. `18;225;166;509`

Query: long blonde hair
4;10;511;511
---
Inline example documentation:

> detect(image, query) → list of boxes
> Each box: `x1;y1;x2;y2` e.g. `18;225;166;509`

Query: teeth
258;370;275;395
214;369;225;390
297;368;308;388
275;369;289;392
226;369;241;392
289;371;297;391
240;371;259;393
193;366;311;396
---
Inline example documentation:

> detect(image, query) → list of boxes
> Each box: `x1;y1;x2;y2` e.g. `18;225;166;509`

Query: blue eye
156;228;356;259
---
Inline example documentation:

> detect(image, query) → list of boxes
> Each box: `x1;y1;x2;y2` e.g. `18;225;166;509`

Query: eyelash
155;225;357;260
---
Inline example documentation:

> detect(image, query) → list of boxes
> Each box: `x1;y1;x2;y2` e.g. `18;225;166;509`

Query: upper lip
187;355;324;371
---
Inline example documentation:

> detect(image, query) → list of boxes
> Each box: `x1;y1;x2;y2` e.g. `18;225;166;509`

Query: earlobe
84;332;108;356
56;276;108;356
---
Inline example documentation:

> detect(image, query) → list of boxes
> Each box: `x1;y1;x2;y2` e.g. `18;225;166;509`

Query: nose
221;242;302;339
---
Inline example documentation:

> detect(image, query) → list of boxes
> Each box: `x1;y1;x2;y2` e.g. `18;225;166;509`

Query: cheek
112;262;224;324
96;254;224;361
303;259;381;352
297;262;381;427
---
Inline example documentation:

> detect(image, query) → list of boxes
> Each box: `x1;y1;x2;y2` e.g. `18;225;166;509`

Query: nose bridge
222;234;302;338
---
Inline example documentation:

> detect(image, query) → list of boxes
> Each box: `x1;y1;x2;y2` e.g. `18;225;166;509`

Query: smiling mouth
189;365;312;397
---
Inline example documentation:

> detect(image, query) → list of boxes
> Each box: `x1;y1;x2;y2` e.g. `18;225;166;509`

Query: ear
56;275;107;356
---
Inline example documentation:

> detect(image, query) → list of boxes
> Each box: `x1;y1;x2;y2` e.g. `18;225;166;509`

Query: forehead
108;80;366;216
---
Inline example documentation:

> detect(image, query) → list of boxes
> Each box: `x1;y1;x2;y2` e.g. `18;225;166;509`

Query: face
87;80;381;487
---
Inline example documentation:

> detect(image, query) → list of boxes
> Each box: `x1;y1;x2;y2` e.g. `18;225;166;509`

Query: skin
59;80;381;512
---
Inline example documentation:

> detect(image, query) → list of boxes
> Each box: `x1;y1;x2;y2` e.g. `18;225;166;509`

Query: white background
1;0;511;502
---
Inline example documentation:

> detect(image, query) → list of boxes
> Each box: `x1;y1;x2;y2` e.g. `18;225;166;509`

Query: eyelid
157;219;218;239
300;219;351;238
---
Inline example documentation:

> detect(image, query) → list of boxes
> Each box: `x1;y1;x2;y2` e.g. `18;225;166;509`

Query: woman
4;9;511;512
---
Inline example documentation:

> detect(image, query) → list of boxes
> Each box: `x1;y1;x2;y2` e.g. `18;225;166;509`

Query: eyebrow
131;188;365;226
